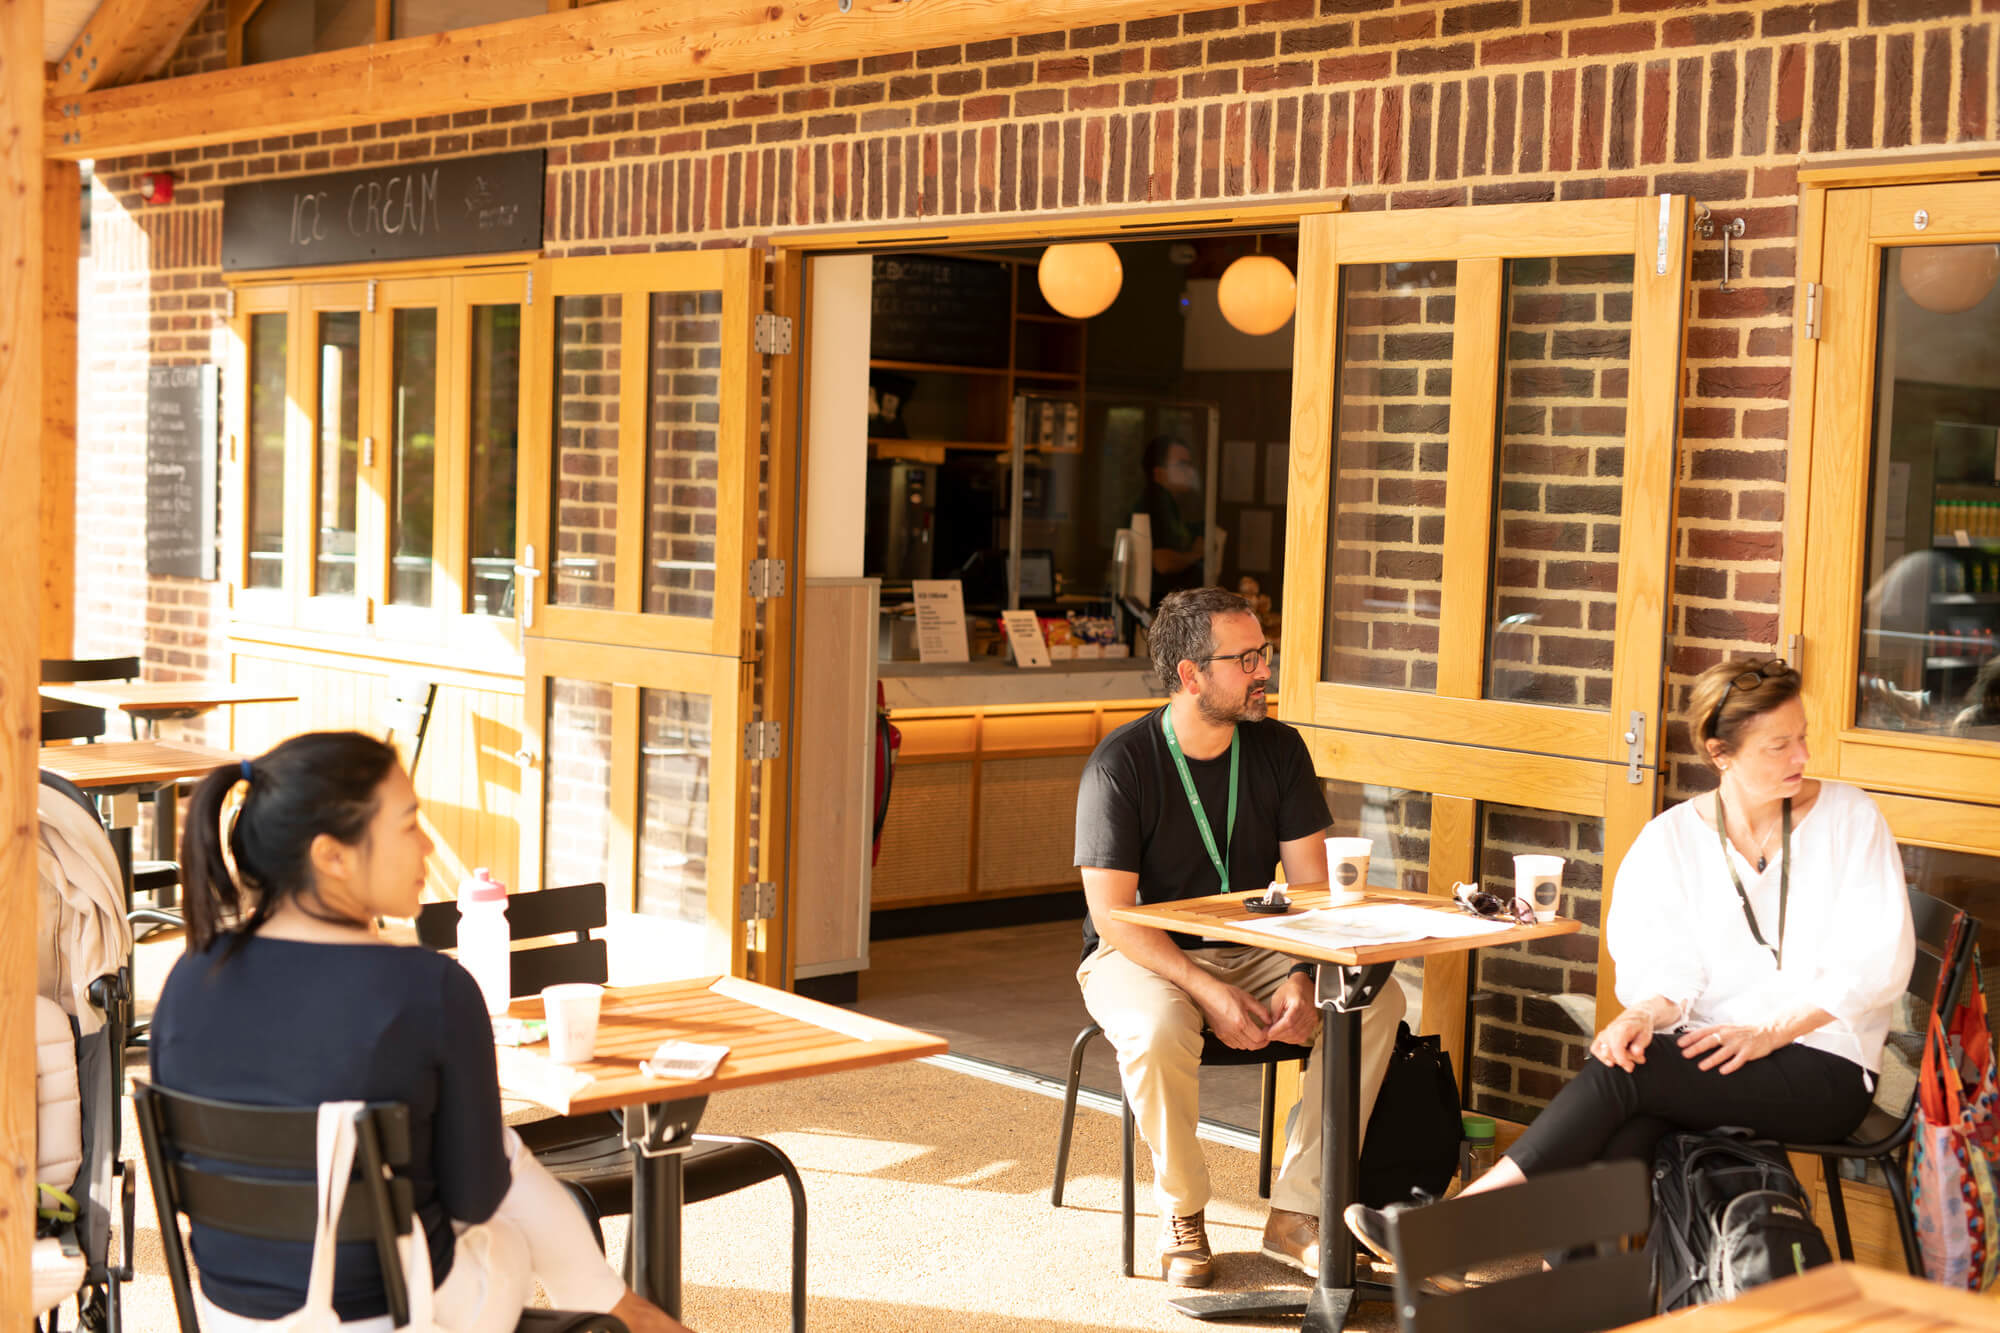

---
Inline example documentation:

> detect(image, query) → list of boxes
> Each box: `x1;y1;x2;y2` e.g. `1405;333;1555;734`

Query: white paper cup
542;983;604;1064
1325;836;1374;901
1514;854;1566;923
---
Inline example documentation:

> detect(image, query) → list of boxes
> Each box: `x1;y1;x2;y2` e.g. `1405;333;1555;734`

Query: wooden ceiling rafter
47;0;1236;160
47;0;213;98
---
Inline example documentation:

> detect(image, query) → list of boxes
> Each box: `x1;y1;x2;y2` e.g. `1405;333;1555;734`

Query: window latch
512;543;543;630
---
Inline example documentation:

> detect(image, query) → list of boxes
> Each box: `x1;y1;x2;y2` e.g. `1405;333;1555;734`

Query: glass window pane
551;294;621;610
1322;262;1456;692
1857;247;2000;743
467;304;521;618
243;0;374;63
544;679;615;891
314;310;361;599
1467;803;1605;1124
1485;255;1634;709
644;291;724;619
1323;778;1434;1006
389;307;438;607
246;313;288;591
638;688;712;923
391;0;543;40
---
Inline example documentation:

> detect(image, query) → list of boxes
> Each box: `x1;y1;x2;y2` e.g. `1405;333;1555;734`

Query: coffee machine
864;460;936;581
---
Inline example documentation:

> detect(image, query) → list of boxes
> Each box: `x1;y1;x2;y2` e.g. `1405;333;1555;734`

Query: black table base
626;1094;709;1318
1165;961;1399;1332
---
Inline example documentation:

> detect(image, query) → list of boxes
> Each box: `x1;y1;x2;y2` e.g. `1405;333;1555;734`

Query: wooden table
40;681;298;746
1611;1261;2000;1331
39;740;240;910
499;975;948;1316
1110;884;1582;1333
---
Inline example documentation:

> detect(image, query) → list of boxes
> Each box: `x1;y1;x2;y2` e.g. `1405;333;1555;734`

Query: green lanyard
1162;710;1238;894
1716;794;1792;969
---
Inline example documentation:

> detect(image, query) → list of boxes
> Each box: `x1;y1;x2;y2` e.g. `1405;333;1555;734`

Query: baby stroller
33;770;136;1333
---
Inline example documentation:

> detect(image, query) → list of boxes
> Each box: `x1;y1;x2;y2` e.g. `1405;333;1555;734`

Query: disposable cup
1514;854;1566;923
542;983;604;1064
1324;836;1374;901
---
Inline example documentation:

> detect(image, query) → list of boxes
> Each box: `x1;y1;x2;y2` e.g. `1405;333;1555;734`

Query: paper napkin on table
639;1041;730;1081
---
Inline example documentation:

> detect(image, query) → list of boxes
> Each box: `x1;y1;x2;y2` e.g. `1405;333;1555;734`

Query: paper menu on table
913;580;970;663
1001;610;1051;668
1231;903;1513;951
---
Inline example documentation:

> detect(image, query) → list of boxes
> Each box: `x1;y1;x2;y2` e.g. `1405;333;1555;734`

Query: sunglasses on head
1452;882;1534;926
1705;657;1799;737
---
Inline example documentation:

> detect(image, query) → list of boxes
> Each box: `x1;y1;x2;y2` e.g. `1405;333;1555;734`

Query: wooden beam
48;0;1237;160
41;159;77;662
2;0;44;1320
47;0;211;97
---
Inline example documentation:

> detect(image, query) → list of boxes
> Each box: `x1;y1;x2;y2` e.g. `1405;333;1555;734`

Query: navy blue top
151;935;511;1321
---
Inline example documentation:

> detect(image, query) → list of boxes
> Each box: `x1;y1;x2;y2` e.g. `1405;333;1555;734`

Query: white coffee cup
542;983;604;1064
1514;854;1566;923
1325;836;1374;901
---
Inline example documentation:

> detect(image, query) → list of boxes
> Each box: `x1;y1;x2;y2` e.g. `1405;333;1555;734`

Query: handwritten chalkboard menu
870;255;1011;367
222;150;544;272
146;364;219;580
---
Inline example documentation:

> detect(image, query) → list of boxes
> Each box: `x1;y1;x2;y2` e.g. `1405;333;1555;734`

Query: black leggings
1506;1036;1874;1176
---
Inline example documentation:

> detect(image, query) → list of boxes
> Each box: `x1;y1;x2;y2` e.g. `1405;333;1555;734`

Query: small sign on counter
1001;611;1051;668
913;580;970;662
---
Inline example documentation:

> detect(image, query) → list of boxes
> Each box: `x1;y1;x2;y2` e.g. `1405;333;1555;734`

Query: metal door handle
512;543;542;629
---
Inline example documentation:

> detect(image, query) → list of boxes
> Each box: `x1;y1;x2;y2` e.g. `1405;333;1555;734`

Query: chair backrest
413;882;610;997
40;703;107;743
41;657;141;683
1870;888;1980;1131
1387;1159;1655;1333
383;678;439;776
132;1080;419;1332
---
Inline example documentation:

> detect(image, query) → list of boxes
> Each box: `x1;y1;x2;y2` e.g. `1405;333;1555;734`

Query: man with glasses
1074;587;1407;1288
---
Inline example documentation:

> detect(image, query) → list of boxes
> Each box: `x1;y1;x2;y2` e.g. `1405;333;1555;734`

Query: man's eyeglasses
1452;882;1534;926
1198;643;1273;673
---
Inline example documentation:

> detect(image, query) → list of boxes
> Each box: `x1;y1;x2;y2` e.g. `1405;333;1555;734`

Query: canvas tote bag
1909;927;2000;1292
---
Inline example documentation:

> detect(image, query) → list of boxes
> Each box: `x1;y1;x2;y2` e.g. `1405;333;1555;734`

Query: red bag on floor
1909;929;2000;1291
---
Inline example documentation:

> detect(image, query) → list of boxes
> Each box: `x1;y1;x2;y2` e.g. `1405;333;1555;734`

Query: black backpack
1358;1022;1463;1207
1645;1131;1833;1311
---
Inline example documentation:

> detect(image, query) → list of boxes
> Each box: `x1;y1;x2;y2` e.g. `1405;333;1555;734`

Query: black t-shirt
151;935;511;1321
1074;705;1331;958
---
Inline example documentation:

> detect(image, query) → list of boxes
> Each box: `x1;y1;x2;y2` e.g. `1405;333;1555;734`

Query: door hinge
753;313;793;356
1655;192;1672;276
1623;710;1646;784
1802;282;1822;341
1788;633;1804;675
224;288;236;319
362;435;376;468
738;881;777;922
748;558;787;600
743;720;783;760
525;271;534;306
366;279;378;312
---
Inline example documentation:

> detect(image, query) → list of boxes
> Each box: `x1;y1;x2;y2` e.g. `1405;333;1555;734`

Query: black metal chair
414;883;808;1333
132;1081;626;1333
384;677;439;779
1050;1021;1313;1277
40;703;108;743
1779;887;1978;1278
41;658;142;739
1384;1160;1655;1333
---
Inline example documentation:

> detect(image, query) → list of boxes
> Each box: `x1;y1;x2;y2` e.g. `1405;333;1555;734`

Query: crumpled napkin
639;1040;730;1082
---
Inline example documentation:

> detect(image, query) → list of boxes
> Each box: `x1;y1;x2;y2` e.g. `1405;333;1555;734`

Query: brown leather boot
1159;1209;1214;1287
1261;1207;1321;1277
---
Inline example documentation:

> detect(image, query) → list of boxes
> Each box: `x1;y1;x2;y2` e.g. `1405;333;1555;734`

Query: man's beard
1196;680;1268;725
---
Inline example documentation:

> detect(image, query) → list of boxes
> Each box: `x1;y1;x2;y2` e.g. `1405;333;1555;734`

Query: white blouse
1605;780;1914;1080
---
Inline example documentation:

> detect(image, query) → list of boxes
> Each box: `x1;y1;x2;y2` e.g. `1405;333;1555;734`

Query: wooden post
0;0;45;1319
42;159;77;661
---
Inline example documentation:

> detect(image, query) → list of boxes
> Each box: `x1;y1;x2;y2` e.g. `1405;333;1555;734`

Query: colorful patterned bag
1908;928;2000;1291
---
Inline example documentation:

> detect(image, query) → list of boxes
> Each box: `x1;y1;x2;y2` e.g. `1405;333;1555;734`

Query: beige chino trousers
1078;941;1406;1220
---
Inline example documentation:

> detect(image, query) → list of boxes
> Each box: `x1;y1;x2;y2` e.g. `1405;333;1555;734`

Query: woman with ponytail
152;731;688;1333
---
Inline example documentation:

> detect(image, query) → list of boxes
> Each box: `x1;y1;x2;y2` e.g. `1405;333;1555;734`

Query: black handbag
1358;1021;1464;1208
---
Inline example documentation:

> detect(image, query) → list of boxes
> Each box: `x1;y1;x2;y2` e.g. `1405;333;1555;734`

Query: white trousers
1078;942;1406;1218
199;1128;629;1332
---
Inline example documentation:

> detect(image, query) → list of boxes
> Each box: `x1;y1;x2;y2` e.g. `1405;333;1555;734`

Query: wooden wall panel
228;647;525;895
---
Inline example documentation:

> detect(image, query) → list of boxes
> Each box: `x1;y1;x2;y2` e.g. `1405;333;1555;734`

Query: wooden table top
1108;883;1582;966
498;975;949;1117
1610;1262;2000;1331
38;739;242;789
41;681;298;714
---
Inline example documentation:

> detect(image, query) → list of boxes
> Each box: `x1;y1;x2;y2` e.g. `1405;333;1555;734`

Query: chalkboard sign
147;364;219;580
222;150;545;272
870;255;1011;367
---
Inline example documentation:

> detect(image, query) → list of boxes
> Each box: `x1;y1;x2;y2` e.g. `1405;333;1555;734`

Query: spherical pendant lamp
1898;243;2000;314
1037;242;1123;319
1217;253;1298;335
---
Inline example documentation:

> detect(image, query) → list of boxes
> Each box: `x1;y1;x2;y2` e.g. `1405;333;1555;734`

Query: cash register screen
1015;550;1054;601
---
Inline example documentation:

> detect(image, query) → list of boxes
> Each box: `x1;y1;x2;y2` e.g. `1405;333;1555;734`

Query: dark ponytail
179;730;400;955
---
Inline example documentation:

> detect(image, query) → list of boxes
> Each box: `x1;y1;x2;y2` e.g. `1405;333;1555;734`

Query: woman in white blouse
1346;656;1914;1266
